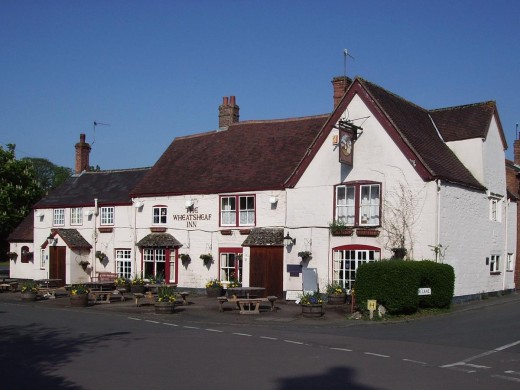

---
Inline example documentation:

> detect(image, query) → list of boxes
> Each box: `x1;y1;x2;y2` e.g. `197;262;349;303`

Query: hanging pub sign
336;119;362;166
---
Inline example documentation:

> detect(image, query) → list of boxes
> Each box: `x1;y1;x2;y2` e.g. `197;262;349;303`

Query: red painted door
249;246;283;298
49;246;66;287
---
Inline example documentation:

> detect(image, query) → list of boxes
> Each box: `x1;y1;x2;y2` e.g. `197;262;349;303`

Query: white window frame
100;206;114;225
40;248;47;270
219;251;243;283
53;208;65;226
143;248;166;279
333;246;381;291
335;183;380;226
115;249;132;279
153;206;167;225
220;195;255;227
70;207;83;225
169;250;176;284
488;194;502;222
489;254;500;273
507;253;514;272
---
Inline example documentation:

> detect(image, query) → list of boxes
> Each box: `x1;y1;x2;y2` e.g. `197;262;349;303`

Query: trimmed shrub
355;260;455;315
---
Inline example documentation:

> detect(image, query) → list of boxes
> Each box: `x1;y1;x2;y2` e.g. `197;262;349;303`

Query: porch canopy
137;233;182;248
241;228;284;247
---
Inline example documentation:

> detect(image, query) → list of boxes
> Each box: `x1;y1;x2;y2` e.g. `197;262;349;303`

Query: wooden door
49;246;66;287
249;246;283;298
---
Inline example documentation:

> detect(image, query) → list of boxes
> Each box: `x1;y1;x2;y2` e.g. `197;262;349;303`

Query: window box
220;229;233;235
331;228;354;236
150;227;167;233
98;227;113;233
356;228;380;237
239;229;251;235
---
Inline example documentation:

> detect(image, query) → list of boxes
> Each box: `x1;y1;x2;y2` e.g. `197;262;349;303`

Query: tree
22;157;72;193
0;144;45;258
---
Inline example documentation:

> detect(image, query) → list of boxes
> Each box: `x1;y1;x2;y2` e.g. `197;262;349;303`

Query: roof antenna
343;49;354;88
92;121;110;146
516;123;519;140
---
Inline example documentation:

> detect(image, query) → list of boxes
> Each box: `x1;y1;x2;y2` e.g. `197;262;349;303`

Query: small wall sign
367;299;377;319
418;287;432;296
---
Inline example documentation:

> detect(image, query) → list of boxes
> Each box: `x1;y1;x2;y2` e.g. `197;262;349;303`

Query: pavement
1;287;519;328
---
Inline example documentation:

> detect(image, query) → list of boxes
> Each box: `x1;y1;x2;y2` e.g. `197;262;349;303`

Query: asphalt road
1;296;520;389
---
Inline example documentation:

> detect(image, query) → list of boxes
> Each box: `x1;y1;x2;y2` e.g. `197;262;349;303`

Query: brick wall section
331;76;352;108
75;133;91;174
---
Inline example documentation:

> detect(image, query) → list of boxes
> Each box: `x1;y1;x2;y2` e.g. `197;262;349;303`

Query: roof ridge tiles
430;100;496;112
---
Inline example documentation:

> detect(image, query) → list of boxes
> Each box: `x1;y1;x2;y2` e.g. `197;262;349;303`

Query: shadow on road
276;366;376;390
0;322;131;389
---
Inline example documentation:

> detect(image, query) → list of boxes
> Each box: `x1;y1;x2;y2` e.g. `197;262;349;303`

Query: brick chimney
332;76;352;108
514;132;520;165
219;96;239;128
75;133;91;174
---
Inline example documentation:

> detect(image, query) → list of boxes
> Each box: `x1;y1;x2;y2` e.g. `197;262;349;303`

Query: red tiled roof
430;101;504;144
131;115;329;196
354;78;487;189
7;213;34;242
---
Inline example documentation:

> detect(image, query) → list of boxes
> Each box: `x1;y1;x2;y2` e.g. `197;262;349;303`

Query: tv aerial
92;121;110;145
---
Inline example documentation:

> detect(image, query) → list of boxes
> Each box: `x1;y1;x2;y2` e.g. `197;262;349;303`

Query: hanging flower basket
298;251;312;261
79;260;90;270
180;254;191;264
7;252;18;261
95;251;107;262
200;253;213;265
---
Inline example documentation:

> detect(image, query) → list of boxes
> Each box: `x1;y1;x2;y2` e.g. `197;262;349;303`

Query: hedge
354;260;455;315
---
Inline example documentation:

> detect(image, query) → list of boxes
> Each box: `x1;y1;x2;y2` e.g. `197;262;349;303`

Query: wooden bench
218;296;278;314
0;283;10;292
133;292;156;307
90;290;113;303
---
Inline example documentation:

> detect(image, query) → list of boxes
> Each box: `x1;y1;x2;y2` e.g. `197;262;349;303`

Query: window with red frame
335;182;381;226
220;195;255;227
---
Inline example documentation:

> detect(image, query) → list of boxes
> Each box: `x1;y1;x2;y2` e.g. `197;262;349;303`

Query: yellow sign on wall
367;299;377;311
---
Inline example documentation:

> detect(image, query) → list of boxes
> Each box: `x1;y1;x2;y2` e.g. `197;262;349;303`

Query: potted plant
95;251;107;262
20;280;38;301
205;278;223;297
7;251;18;261
325;281;347;305
200;253;213;265
130;276;146;294
70;284;90;307
155;286;176;314
79;260;90;270
300;291;324;318
114;276;129;293
328;220;353;236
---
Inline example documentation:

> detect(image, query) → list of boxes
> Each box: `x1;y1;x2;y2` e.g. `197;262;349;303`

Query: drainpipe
436;180;441;262
93;198;98;279
503;197;509;291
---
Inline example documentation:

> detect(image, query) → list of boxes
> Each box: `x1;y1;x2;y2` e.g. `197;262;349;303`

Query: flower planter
327;293;347;305
20;292;37;301
355;229;380;237
70;294;89;307
155;301;176;314
206;287;223;297
301;303;323;318
331;229;354;236
131;285;146;294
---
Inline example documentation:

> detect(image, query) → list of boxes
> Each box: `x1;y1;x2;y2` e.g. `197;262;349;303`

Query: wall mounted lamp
284;233;296;248
47;234;58;246
185;199;194;210
134;201;143;209
269;196;278;204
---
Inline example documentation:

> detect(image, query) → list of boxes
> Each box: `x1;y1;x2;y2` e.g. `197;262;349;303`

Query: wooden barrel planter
20;292;37;301
70;294;89;307
206;287;223;297
155;302;175;314
327;294;346;305
301;304;323;318
131;285;146;294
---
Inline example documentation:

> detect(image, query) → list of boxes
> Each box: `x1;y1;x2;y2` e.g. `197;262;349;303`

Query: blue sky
1;0;519;170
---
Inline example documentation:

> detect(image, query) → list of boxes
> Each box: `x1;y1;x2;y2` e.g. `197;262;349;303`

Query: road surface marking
145;320;160;324
233;332;252;337
330;347;353;352
284;340;305;345
442;340;520;368
260;336;278;340
364;352;390;358
402;359;428;365
183;326;200;329
163;322;179;327
205;328;223;332
491;375;520;383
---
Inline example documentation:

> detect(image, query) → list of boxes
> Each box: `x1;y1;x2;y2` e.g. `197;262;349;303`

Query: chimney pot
223;96;229;105
75;133;91;174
